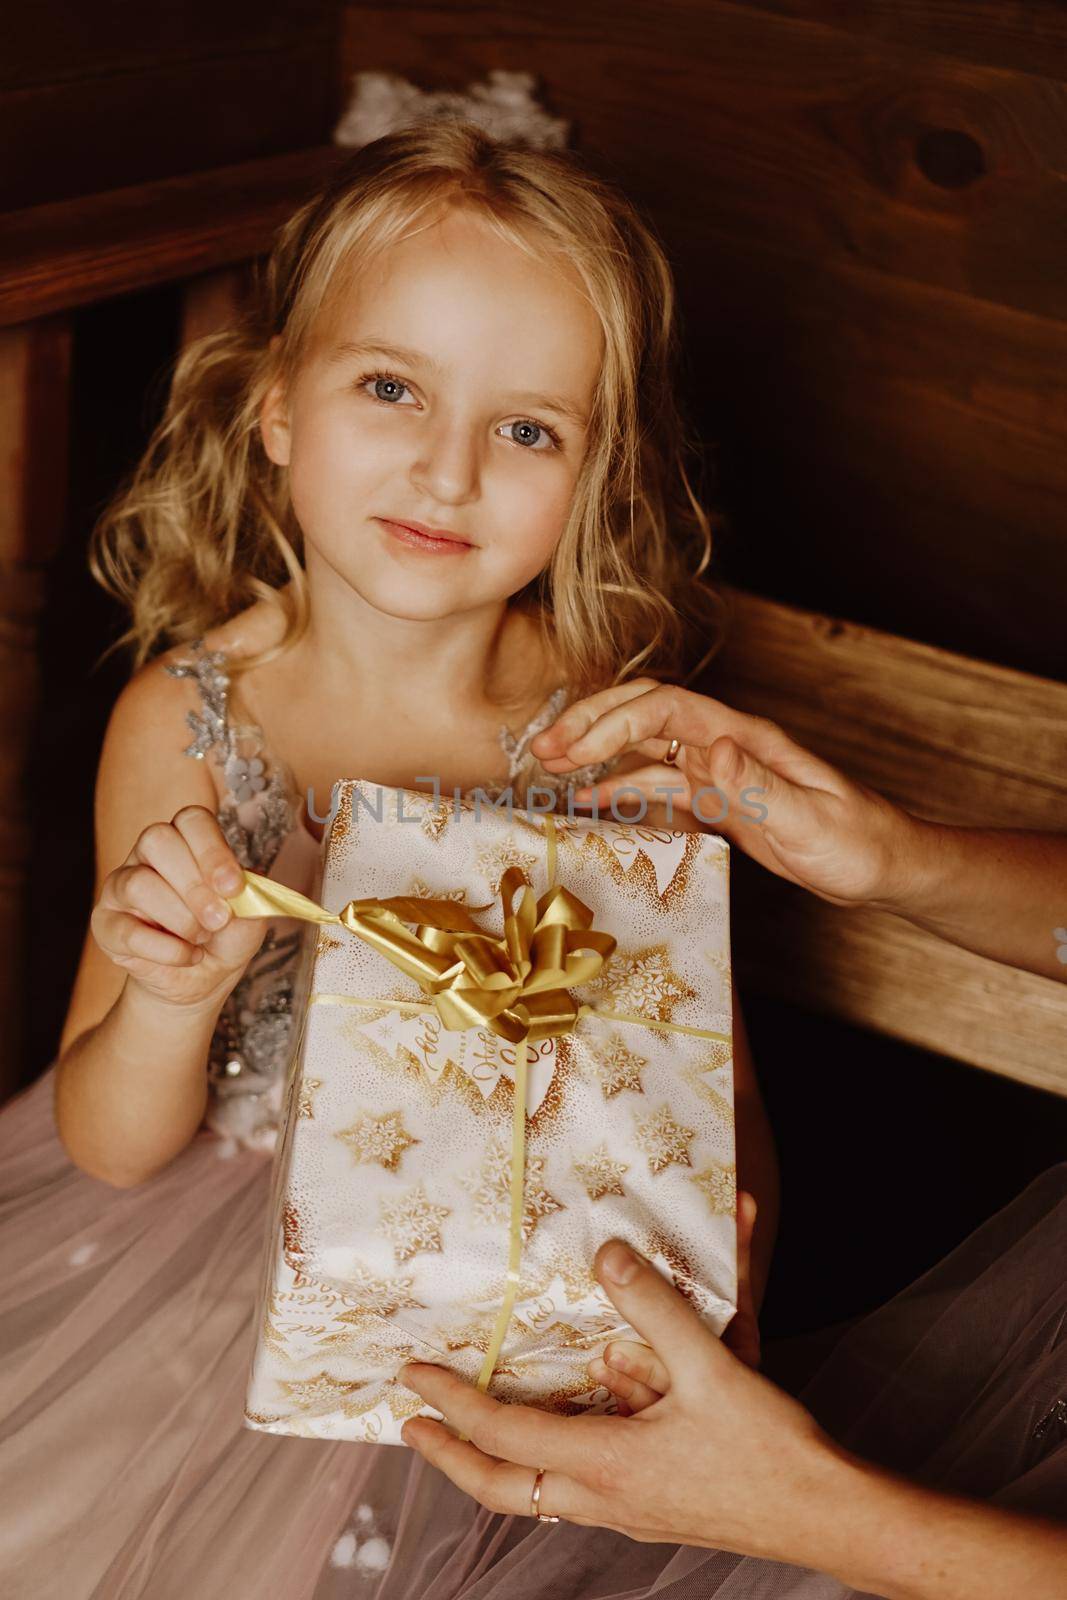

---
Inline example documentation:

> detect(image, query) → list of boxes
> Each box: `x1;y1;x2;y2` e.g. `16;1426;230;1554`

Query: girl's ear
259;371;291;467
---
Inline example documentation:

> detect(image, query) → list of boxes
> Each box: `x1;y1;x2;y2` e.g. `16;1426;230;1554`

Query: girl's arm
56;980;219;1187
55;662;260;1187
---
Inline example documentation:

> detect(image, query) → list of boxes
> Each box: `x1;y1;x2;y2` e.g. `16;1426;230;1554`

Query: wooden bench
706;584;1067;1099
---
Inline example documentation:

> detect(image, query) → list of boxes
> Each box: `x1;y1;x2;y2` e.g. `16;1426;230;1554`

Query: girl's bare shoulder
99;601;282;840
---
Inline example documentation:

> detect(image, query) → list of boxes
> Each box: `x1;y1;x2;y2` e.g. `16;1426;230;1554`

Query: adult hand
530;679;922;909
397;1232;841;1558
591;1191;761;1418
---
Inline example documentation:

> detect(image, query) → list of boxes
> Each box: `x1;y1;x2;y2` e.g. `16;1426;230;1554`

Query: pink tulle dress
1;637;1064;1599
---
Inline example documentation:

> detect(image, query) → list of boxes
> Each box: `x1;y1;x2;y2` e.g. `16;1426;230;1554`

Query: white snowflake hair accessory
332;68;571;152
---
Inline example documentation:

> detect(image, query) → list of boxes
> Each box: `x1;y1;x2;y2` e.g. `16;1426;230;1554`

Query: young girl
0;120;780;1597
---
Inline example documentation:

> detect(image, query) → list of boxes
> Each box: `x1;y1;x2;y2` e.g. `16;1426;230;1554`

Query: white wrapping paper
244;781;737;1444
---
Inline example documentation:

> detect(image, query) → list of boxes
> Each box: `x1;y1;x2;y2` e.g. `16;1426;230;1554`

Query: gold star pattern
332;1263;425;1324
336;1109;419;1171
377;1181;451;1262
415;797;459;841
582;1034;648;1098
459;1136;565;1241
634;1103;696;1174
276;1370;370;1410
472;837;540;896
551;1250;602;1303
437;1322;521;1377
387;1384;431;1421
573;1142;630;1200
405;875;474;906
441;1315;502;1354
689;1160;736;1215
539;1372;606;1415
298;1076;324;1119
586;943;698;1023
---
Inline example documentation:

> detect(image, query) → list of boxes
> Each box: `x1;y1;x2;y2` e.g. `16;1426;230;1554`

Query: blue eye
355;369;564;452
502;419;560;452
358;371;415;406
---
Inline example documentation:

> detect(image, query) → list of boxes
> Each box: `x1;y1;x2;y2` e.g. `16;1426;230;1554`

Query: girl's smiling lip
377;516;475;552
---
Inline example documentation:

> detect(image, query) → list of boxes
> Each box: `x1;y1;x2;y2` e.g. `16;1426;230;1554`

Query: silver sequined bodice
164;636;618;1153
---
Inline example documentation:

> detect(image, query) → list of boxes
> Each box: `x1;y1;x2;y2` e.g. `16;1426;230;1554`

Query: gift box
238;781;737;1445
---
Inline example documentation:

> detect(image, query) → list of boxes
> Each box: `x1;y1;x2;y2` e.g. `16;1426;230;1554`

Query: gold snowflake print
573;1143;630;1200
582;1035;648;1098
473;837;540;895
276;1370;370;1410
587;944;698;1023
415;798;459;842
689;1161;736;1214
459;1135;564;1241
442;1315;501;1354
298;1076;324;1119
634;1103;696;1175
333;1263;425;1323
337;1109;419;1172
551;1250;602;1303
377;1182;451;1262
387;1385;430;1421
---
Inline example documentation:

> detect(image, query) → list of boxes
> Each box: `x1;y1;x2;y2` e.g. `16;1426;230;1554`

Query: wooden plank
0;2;334;89
670;231;1067;683
736;1;1067;82
0;47;338;212
0;316;72;1103
0;147;345;327
702;585;1067;1093
731;857;1067;1099
705;585;1067;830
341;2;1067;320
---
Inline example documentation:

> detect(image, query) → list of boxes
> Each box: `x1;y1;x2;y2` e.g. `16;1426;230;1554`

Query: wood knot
915;128;986;190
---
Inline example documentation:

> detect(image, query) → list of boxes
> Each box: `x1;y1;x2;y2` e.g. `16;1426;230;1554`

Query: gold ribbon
225;814;730;1414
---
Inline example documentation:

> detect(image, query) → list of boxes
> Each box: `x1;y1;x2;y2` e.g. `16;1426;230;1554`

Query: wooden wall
339;1;1067;683
0;2;341;209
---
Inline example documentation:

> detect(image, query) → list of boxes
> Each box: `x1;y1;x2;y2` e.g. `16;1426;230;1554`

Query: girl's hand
530;679;921;909
91;805;266;1012
586;1190;761;1415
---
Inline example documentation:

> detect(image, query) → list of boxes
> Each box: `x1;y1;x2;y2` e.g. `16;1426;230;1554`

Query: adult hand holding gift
533;677;1067;982
390;681;1067;1597
398;1231;1067;1600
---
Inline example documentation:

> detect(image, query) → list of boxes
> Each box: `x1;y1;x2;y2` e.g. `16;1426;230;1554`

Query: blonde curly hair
89;118;730;709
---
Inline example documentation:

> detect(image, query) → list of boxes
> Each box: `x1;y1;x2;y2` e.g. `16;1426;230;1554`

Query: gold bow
225;814;729;1418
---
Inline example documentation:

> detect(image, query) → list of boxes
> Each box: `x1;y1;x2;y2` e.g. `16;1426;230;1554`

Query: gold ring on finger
530;1466;560;1523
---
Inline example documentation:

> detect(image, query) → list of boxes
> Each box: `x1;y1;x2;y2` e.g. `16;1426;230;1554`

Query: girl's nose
409;417;480;505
